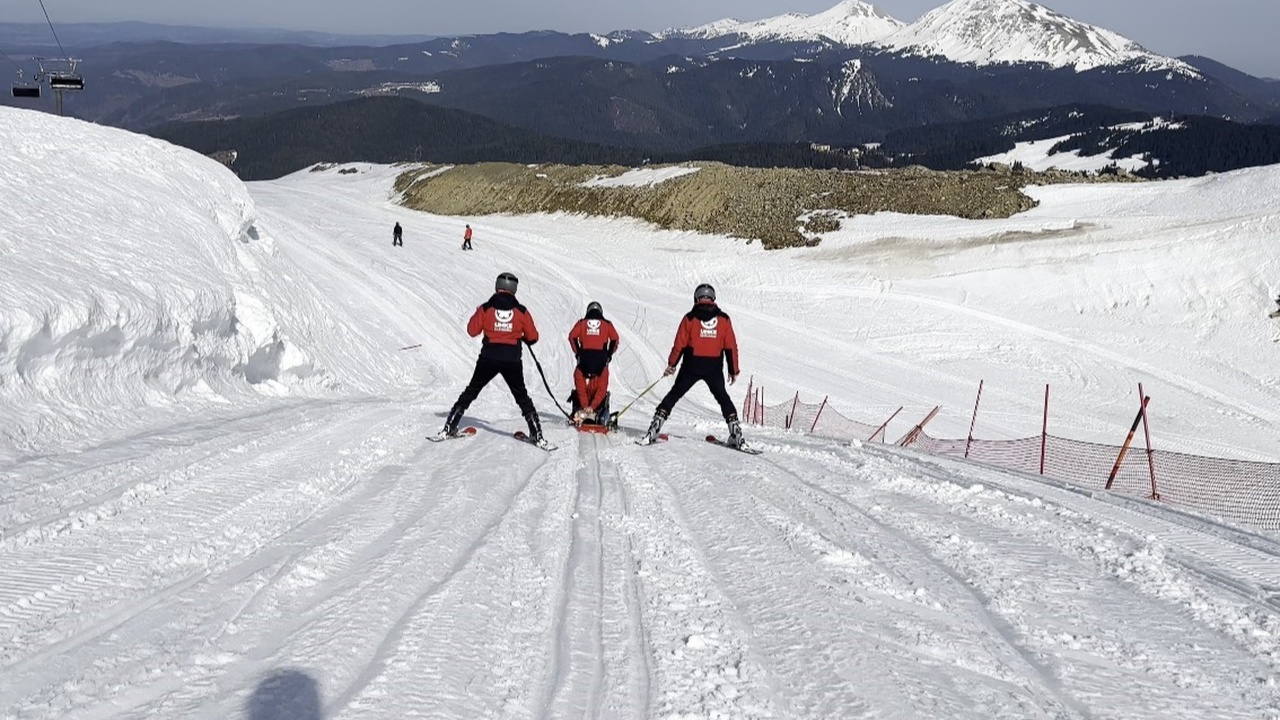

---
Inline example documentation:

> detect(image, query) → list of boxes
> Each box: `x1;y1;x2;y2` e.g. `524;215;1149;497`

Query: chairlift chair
11;68;40;98
47;73;84;91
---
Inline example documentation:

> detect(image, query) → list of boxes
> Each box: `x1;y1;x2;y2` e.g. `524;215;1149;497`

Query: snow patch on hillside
582;166;701;188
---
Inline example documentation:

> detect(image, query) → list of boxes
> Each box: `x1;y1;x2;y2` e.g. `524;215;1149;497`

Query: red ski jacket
467;291;538;362
568;317;619;376
667;302;739;376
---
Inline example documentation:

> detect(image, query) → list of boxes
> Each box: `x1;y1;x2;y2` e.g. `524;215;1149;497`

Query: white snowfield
2;106;1280;719
974;134;1148;173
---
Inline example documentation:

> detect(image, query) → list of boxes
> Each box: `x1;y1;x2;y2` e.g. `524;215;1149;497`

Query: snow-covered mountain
661;0;905;47
879;0;1198;75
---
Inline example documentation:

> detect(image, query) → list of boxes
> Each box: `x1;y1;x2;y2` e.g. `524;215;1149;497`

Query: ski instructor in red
435;271;549;448
639;283;746;448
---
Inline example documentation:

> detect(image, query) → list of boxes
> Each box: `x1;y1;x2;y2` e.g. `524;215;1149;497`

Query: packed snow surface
2;106;1280;719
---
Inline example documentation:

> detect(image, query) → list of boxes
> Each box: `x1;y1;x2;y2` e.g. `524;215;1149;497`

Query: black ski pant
451;357;536;417
656;367;737;420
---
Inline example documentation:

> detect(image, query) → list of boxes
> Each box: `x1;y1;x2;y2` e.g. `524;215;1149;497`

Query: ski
705;435;762;454
428;426;477;442
633;433;669;446
513;430;558;451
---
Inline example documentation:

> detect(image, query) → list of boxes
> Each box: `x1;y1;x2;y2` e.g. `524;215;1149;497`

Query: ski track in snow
2;153;1279;719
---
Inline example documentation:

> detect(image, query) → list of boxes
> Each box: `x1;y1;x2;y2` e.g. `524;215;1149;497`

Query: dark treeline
1052;117;1280;177
877;105;1153;170
151;96;1280;181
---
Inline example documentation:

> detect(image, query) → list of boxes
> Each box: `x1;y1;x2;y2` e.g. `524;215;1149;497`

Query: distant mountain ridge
6;1;1278;179
660;1;904;47
875;0;1194;74
0;21;433;47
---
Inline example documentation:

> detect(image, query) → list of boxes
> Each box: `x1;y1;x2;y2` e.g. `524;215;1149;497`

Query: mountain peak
880;0;1198;75
661;1;904;46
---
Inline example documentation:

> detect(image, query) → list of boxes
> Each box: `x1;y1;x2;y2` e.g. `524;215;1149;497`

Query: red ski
428;426;476;442
705;435;762;454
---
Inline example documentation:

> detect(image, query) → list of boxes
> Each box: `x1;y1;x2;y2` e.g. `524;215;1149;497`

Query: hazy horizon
4;1;1277;78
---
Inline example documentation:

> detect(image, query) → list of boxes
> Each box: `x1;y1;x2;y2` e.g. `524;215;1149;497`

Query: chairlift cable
37;0;69;59
2;48;25;72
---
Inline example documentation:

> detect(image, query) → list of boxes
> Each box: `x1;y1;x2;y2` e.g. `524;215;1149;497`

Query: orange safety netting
744;390;1280;533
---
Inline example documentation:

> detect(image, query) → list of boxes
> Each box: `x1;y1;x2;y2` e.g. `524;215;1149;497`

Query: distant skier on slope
435;272;549;448
462;224;473;251
567;301;619;425
393;222;403;247
638;283;746;448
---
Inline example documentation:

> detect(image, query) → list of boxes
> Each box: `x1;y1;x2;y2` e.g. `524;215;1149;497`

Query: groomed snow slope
2;108;1280;719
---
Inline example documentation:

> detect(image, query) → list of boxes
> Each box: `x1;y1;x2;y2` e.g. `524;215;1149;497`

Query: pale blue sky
8;1;1278;77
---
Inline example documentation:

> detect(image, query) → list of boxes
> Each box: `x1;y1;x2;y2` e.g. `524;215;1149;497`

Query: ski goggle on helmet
694;283;716;303
495;272;519;293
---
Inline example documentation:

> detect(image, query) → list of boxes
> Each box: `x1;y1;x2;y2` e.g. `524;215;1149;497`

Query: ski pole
525;342;573;419
608;375;664;429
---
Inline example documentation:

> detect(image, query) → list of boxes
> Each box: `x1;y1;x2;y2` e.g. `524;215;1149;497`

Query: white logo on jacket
586;319;601;335
494;309;515;332
700;317;718;338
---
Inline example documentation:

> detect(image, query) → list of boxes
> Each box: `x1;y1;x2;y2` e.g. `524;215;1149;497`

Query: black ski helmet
585;301;603;318
495;272;519;294
694;283;716;303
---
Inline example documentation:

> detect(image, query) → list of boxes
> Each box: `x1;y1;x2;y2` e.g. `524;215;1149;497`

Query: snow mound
0;107;327;451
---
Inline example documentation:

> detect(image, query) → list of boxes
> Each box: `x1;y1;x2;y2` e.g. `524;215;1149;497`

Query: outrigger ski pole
608;376;664;431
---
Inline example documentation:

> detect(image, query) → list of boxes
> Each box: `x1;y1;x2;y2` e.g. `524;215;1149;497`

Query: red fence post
1138;382;1160;500
869;406;903;443
742;376;753;421
786;392;800;429
964;379;984;459
1040;384;1049;475
810;396;828;433
1106;395;1150;490
760;388;765;426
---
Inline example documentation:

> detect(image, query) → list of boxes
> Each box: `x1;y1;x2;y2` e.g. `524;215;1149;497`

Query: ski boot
725;415;745;449
525;411;553;450
637;409;668;445
433;406;465;440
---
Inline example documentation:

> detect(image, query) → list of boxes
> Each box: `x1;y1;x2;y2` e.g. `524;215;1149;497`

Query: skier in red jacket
567;301;619;425
639;283;746;447
436;272;548;447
